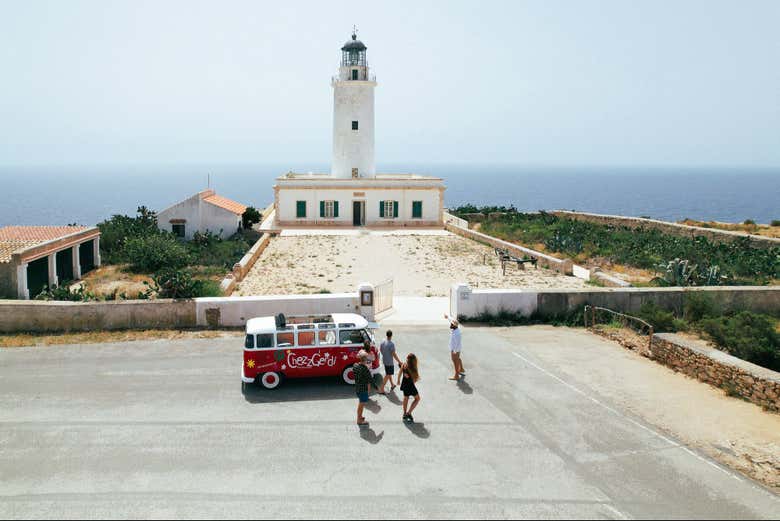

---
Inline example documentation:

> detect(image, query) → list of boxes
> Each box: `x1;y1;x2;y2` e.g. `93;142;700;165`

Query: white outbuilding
274;31;445;228
157;189;247;240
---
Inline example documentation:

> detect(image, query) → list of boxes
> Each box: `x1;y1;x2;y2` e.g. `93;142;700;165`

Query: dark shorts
384;365;394;376
357;392;369;403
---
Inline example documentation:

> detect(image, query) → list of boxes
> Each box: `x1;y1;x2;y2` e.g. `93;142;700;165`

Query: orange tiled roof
0;226;91;263
203;194;247;215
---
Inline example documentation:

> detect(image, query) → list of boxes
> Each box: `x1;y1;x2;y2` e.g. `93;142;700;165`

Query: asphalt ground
1;326;778;519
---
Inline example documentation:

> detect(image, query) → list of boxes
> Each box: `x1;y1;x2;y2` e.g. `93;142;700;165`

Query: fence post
357;282;375;322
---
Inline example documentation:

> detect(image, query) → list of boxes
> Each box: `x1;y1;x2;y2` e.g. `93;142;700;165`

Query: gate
374;278;393;314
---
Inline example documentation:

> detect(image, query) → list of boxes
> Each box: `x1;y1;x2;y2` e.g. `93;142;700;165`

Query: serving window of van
276;327;295;347
339;329;369;345
318;329;337;346
297;325;316;346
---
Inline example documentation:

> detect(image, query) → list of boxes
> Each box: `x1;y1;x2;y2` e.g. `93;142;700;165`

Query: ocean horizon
0;164;778;227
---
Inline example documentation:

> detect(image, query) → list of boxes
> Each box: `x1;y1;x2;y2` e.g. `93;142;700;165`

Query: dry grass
679;219;780;239
0;329;242;348
79;265;152;298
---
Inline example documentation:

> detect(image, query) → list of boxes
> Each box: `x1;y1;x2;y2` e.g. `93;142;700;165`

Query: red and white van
241;313;381;390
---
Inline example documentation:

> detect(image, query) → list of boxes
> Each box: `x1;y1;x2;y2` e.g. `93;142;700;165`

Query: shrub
97;206;159;263
144;268;208;299
636;302;678;332
771;220;780;227
187;234;251;268
699;312;779;371
242;207;262;229
743;219;756;226
123;234;190;272
35;283;97;302
684;293;719;322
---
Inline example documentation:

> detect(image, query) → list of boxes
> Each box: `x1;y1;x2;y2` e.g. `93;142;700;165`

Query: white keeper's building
274;31;445;227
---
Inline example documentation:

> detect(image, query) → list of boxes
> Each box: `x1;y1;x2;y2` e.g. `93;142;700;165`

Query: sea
0;164;778;227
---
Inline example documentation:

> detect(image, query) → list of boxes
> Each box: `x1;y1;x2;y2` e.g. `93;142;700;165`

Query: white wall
195;293;361;327
452;284;539;319
277;187;441;225
332;78;376;178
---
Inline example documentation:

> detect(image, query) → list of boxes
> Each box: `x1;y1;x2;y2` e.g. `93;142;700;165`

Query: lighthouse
272;30;444;228
331;30;376;179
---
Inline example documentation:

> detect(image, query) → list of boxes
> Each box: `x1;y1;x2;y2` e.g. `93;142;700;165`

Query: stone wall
651;333;780;412
0;300;197;333
452;285;780;321
551;210;780;250
220;232;273;294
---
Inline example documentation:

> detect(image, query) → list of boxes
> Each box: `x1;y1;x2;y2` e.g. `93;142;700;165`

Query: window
339;329;368;345
352;69;358;80
256;334;274;348
276;328;294;347
351;168;359;178
296;200;307;218
412;201;423;219
172;224;185;238
380;200;398;219
244;335;254;349
320;200;339;218
352;120;359;130
318;330;337;346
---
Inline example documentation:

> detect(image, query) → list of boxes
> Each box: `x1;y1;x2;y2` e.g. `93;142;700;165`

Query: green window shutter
333;201;339;218
296;201;306;218
393;201;399;218
320;201;325;218
413;201;422;218
379;201;385;218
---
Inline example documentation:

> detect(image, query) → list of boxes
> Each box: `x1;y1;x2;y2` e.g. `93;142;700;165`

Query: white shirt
449;327;462;353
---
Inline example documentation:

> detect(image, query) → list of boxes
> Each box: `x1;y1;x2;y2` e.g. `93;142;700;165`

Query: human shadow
456;377;474;395
242;377;355;404
404;421;431;439
359;425;385;444
384;389;403;406
364;398;382;414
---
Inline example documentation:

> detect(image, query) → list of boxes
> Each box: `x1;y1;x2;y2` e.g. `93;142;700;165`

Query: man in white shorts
444;314;464;380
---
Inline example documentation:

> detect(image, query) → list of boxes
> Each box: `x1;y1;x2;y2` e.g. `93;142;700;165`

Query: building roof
341;33;367;52
0;226;92;263
203;194;248;215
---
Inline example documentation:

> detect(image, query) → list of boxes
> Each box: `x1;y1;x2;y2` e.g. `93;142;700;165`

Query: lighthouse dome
341;34;367;51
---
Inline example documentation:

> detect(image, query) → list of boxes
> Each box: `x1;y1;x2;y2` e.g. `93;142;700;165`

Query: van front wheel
342;366;356;386
260;372;282;390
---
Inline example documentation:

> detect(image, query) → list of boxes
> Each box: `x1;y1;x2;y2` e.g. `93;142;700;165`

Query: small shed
0;226;101;300
157;189;248;240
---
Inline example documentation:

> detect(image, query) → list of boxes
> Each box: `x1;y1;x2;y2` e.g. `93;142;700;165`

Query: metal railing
374;278;393;314
584;305;654;355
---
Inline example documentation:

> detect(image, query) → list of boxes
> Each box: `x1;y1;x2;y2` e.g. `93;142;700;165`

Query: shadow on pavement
457;378;474;395
359;425;385;444
365;399;382;414
242;377;356;403
404;422;431;439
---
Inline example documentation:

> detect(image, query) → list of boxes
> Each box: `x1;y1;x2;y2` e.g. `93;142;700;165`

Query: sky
0;0;778;168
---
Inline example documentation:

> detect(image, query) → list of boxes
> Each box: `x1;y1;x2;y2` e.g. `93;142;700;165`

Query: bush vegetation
449;207;779;285
143;268;222;299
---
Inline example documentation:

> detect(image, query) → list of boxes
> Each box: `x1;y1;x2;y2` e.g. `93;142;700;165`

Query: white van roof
245;313;368;335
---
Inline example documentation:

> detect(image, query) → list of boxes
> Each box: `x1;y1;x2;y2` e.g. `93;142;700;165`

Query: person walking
378;330;402;394
444;314;465;380
353;350;375;426
397;353;421;423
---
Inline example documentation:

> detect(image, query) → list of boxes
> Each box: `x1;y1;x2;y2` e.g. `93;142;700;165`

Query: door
352;201;365;226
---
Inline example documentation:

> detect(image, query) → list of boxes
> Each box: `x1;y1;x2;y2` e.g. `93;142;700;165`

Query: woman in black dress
397;353;421;423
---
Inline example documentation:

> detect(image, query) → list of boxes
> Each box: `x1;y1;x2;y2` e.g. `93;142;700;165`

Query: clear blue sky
1;0;778;167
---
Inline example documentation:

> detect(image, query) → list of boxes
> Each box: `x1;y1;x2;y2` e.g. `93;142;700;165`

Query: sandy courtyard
235;232;588;296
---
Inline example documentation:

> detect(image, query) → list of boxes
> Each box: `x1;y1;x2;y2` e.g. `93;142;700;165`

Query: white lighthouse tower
331;30;376;178
273;30;445;228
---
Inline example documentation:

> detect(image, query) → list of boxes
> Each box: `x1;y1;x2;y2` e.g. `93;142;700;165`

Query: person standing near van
397;353;421;423
444;314;464;380
378;330;402;394
354;350;375;426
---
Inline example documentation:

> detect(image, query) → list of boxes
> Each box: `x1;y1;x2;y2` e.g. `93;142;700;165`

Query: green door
412;201;423;219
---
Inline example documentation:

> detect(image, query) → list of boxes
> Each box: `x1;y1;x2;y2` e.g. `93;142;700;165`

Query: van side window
244;335;254;349
339;329;365;345
298;330;316;346
277;328;294;347
256;334;274;348
318;330;337;346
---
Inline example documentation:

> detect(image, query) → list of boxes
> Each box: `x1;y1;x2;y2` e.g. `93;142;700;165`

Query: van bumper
242;368;255;384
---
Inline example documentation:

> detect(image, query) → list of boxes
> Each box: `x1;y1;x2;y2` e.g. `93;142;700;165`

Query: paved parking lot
1;326;778;519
